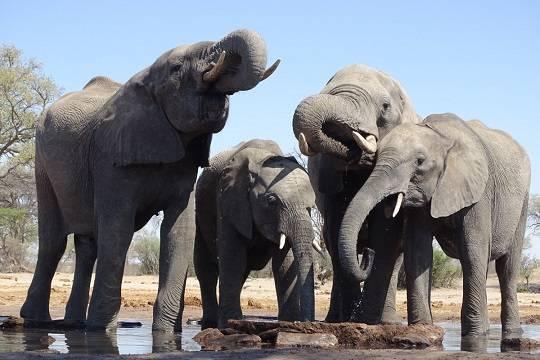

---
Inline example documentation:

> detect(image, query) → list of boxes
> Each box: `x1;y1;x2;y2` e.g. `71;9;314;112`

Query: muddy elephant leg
217;221;247;328
272;244;300;321
354;204;403;324
86;206;134;330
65;234;97;321
404;207;433;326
194;226;219;329
21;171;67;321
153;191;195;332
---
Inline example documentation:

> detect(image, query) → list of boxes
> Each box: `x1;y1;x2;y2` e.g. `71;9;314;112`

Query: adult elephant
292;64;420;323
20;29;280;331
338;113;530;336
194;139;318;329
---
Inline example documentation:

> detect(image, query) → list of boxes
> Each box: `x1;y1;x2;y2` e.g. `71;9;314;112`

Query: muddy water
0;321;539;355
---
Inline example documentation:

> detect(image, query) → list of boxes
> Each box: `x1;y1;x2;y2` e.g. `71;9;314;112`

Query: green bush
431;248;462;288
132;236;160;275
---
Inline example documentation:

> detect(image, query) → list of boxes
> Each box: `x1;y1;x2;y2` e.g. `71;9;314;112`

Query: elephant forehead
325;64;387;89
259;167;314;197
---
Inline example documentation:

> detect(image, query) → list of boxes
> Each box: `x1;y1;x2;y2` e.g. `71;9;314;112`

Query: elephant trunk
282;213;315;321
206;29;279;94
338;167;407;284
292;93;379;159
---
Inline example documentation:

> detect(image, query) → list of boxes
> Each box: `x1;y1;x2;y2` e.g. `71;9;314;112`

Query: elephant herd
20;29;530;340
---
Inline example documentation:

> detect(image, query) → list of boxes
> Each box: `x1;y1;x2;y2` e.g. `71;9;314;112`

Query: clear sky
1;1;539;252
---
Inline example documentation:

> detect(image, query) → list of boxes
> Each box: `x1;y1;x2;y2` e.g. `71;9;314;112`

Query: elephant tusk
279;233;287;249
392;193;404;218
203;51;227;83
312;239;323;254
352;131;377;154
260;59;281;81
299;133;316;156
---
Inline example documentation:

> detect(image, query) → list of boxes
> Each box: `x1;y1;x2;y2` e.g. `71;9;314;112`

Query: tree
528;194;540;235
0;45;60;271
520;254;539;291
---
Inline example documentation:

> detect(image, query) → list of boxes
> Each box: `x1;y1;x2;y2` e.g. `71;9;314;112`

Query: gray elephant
20;29;280;331
292;64;419;323
338;113;530;337
194;139;317;329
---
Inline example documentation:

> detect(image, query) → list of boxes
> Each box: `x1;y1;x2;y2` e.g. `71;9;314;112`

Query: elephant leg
21;171;67;321
153;191;195;332
496;199;526;336
354;205;403;324
194;227;219;329
460;205;491;337
217;222;247;328
86;207;134;330
404;207;433;325
272;244;300;321
65;234;97;321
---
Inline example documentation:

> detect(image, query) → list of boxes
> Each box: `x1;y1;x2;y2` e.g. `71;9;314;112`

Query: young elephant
194;139;318;329
338;113;530;336
21;29;279;331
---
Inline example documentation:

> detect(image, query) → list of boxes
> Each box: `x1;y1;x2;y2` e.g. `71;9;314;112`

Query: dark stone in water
501;337;540;352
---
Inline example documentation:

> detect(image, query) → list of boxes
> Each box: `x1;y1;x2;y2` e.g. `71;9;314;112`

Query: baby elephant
194;139;318;329
338;113;530;337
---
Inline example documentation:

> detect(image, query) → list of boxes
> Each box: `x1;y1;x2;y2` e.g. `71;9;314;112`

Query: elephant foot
20;300;52;322
501;326;523;339
200;318;218;330
380;308;403;325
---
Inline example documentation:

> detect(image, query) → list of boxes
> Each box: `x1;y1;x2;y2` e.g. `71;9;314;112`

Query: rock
258;328;280;343
0;316;24;329
275;331;338;348
392;335;431;349
203;334;262;351
39;335;56;346
501;337;540;351
221;327;242;335
193;328;224;347
227;320;444;349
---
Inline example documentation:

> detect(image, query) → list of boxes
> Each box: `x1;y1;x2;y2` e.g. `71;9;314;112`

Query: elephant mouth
200;94;229;133
321;119;376;164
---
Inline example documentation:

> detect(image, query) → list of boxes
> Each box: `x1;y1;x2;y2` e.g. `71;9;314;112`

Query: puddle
0;319;539;354
441;322;540;353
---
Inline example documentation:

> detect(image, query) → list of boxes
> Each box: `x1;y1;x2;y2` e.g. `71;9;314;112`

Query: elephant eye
265;193;279;206
170;63;183;74
417;155;426;165
382;101;391;112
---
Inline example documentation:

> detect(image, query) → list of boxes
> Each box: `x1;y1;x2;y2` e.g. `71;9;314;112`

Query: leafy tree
520;254;539;291
528;194;540;235
0;45;60;270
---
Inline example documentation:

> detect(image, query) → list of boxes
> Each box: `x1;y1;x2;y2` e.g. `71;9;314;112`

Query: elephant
194;139;318;329
338;113;531;337
20;29;280;331
292;64;420;323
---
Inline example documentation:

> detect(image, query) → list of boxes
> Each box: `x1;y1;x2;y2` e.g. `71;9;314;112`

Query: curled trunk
338;170;405;284
292;93;378;158
207;29;270;94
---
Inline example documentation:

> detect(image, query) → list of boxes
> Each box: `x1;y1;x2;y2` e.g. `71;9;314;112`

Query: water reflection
0;321;200;354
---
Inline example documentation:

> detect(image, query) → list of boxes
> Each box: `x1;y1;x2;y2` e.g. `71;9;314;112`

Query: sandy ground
0;271;539;324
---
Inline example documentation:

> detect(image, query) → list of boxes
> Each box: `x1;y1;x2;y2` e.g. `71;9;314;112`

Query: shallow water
0;319;539;354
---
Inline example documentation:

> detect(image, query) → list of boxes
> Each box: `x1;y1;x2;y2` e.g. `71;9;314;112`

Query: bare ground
0;271;538;324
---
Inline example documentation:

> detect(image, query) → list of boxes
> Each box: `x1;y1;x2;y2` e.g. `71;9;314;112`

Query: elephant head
102;29;280;167
293;64;418;164
338;113;489;283
219;147;317;321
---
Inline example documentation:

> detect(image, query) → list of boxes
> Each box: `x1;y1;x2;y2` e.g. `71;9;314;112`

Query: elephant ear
426;113;489;218
106;79;185;166
392;78;420;125
219;154;258;238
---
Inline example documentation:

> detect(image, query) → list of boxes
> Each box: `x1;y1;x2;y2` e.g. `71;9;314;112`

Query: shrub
431;248;462;288
132;236;160;275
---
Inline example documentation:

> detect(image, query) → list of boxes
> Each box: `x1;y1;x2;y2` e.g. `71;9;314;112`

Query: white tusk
203;51;227;83
298;132;316;156
279;233;287;249
352;131;377;154
392;193;404;218
312;239;323;254
260;59;281;81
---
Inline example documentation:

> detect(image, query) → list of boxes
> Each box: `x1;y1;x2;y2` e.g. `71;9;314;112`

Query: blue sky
1;1;539;252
